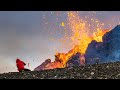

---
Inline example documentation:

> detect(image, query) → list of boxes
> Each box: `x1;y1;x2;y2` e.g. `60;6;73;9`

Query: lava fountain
40;11;110;70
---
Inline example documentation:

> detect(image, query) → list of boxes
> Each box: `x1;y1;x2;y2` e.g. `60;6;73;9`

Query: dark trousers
20;68;31;72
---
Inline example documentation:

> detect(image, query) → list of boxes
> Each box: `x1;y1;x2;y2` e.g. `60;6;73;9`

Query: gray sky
0;11;120;73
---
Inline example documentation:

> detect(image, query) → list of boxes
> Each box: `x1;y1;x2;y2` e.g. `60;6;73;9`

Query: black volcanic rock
66;52;81;67
103;25;120;43
85;25;120;64
67;52;81;67
1;61;120;79
85;40;103;64
100;25;120;61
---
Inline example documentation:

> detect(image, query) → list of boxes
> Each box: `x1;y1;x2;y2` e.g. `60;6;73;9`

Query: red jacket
16;58;26;72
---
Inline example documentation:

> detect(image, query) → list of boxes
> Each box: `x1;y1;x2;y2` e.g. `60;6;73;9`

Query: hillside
0;61;120;79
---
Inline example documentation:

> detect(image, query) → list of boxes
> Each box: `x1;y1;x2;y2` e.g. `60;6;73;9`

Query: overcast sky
0;11;120;73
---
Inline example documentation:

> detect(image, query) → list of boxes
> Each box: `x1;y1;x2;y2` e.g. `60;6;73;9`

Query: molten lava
44;11;110;69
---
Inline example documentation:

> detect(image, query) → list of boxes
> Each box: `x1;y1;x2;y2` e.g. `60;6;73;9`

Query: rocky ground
1;61;120;79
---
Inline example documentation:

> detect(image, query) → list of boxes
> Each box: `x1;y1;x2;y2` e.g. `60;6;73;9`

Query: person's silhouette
16;58;31;72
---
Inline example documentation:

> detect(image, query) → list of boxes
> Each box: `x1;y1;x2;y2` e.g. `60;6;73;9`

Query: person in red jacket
16;58;31;72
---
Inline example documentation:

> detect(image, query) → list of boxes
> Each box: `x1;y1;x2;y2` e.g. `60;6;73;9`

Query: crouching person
16;58;31;72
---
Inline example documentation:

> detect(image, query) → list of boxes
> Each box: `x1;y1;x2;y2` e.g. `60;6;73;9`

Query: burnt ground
1;61;120;79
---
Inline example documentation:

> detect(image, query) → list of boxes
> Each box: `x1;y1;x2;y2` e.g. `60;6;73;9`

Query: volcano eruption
34;12;117;71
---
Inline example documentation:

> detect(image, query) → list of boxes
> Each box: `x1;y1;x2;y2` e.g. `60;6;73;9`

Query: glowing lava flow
44;11;110;69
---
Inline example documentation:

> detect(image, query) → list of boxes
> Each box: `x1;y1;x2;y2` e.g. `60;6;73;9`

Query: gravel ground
1;61;120;79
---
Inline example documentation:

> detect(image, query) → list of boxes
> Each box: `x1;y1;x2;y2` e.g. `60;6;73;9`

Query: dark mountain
85;40;103;64
85;25;120;64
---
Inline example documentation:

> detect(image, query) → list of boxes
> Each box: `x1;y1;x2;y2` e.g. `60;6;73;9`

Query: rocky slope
1;61;120;79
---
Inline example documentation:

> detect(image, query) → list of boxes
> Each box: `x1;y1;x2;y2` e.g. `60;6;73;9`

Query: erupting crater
34;12;111;71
